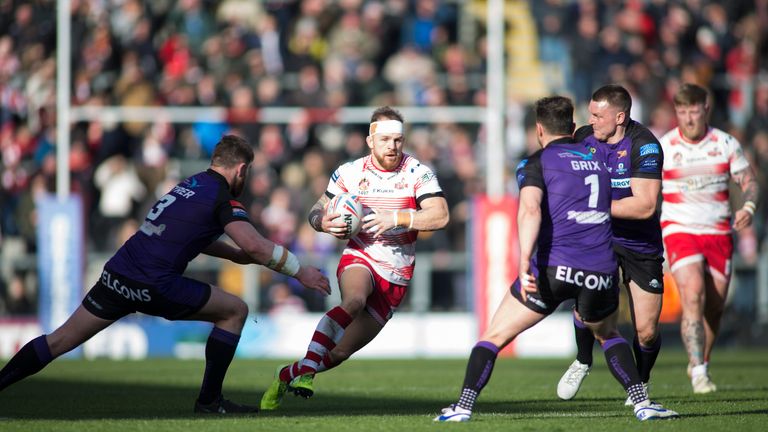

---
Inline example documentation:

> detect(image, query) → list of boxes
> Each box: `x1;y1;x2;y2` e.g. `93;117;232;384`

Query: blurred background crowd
0;0;767;317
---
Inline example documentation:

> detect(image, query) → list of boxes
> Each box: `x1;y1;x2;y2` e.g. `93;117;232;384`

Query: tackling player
0;135;331;414
260;106;449;410
557;85;666;405
434;96;678;422
660;83;759;393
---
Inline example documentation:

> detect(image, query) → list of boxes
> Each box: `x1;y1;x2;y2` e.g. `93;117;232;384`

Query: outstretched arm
224;221;331;295
611;177;661;220
732;166;759;231
201;239;252;264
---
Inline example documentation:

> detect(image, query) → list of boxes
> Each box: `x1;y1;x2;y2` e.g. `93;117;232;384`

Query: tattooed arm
732;166;759;231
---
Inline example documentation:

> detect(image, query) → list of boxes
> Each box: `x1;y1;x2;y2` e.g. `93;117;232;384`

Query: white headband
369;120;403;136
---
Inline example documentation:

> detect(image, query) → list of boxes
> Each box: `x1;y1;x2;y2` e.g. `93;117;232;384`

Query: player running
260;106;449;410
660;83;759;393
0;135;330;414
557;85;666;405
434;96;678;422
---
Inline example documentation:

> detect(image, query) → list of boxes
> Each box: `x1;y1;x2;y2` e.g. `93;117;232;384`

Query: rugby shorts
613;243;665;294
337;254;407;326
663;232;733;282
510;264;619;323
82;267;211;321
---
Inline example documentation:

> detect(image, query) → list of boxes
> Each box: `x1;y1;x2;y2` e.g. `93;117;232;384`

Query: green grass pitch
0;349;766;431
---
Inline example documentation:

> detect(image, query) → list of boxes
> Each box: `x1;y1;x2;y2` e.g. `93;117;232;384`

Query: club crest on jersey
358;177;370;194
394;178;408;189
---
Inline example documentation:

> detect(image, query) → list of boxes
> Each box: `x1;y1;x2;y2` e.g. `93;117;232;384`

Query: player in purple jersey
557;85;666;406
434;96;678;422
0;135;330;414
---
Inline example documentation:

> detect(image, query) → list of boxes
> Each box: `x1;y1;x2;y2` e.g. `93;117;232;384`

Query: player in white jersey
260;106;450;410
660;83;759;394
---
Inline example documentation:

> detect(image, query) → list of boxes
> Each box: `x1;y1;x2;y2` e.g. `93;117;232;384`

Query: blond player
660;83;759;394
260;106;450;409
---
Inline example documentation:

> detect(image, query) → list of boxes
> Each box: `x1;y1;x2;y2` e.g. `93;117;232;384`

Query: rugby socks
282;306;353;380
633;334;661;383
573;315;595;366
0;335;54;392
197;327;240;405
456;341;500;412
601;336;647;405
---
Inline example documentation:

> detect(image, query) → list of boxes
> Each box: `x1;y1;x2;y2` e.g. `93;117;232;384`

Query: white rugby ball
327;193;364;238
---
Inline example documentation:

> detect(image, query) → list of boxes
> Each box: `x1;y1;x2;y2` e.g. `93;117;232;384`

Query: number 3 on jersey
146;194;177;221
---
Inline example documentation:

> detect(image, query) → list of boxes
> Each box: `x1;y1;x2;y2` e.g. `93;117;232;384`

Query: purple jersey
576;121;664;255
106;169;251;285
516;138;616;273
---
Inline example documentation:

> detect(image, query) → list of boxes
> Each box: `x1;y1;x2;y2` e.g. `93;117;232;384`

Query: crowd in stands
0;0;766;315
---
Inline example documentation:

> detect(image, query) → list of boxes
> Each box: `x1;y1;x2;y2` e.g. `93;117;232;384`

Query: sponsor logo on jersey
639;143;660;156
615;162;627;175
559;149;594;160
184;177;201;188
419;172;435;183
567;210;609;224
230;200;248;218
707;149;723;157
673;152;683;166
611;178;631;189
516;159;528;171
648;279;661;290
639;158;659;171
139;221;166;237
555;266;613;290
394;178;408;189
617;149;628;159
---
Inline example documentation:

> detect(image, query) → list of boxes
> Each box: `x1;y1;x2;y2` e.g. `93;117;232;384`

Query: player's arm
732;165;759;231
611;177;661;220
612;125;662;220
224;221;330;295
201;239;252;264
517;186;542;301
515;152;544;300
361;194;449;238
308;192;350;239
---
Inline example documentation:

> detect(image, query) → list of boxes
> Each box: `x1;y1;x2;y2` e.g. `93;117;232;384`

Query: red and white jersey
660;127;750;236
327;153;443;285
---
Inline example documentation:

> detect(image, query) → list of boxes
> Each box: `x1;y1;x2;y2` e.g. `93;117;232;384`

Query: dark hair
592;84;632;115
211;134;254;167
535;96;575;135
370;106;404;123
673;83;709;106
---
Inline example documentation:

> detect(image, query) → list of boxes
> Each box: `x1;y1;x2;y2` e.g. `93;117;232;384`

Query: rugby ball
327;193;364;238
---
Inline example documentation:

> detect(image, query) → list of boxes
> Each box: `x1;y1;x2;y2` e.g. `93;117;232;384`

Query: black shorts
613;243;664;294
511;265;619;322
82;268;212;321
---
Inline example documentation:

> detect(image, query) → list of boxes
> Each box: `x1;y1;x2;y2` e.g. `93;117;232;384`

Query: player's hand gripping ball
326;193;364;239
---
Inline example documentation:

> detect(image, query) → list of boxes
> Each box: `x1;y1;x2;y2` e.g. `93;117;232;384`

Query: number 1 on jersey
584;174;599;209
